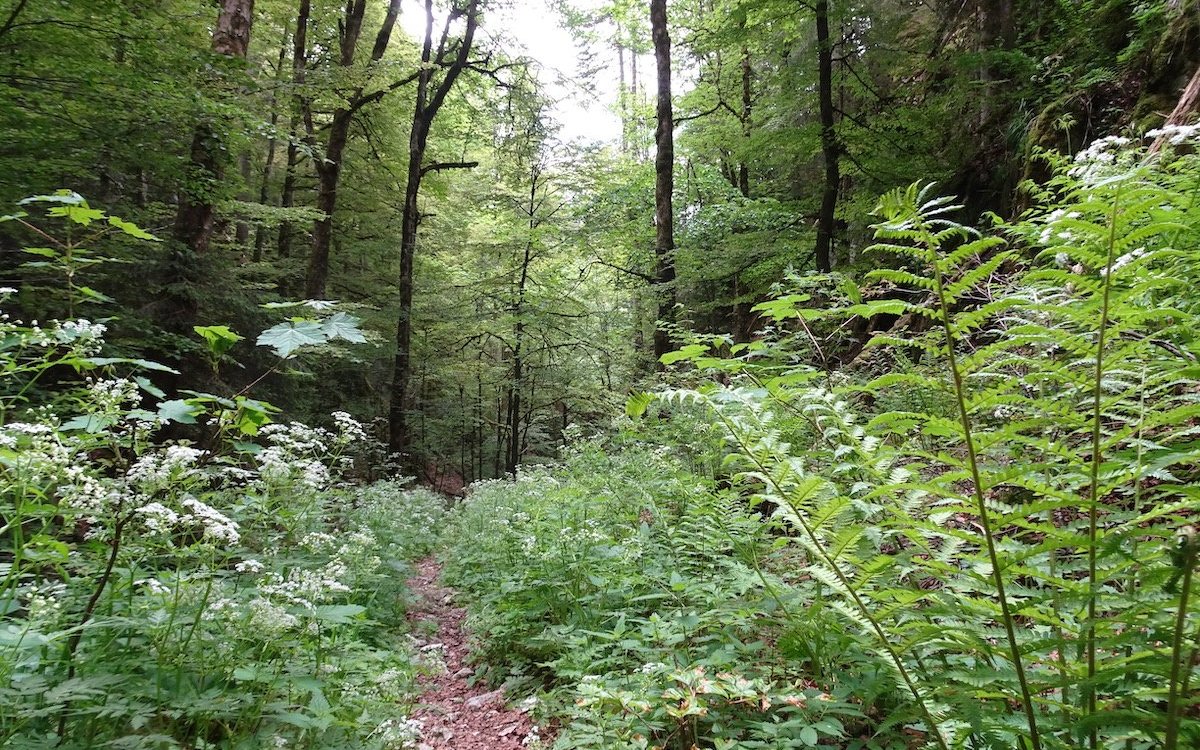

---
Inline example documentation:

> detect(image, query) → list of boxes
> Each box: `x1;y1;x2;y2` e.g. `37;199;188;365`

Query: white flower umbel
180;495;240;545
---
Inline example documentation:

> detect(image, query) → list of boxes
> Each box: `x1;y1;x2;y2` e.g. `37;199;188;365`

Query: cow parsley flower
180;496;240;545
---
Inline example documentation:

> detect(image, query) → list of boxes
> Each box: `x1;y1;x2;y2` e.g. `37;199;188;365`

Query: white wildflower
136;578;171;595
180;496;240;545
235;559;265;574
136;502;180;534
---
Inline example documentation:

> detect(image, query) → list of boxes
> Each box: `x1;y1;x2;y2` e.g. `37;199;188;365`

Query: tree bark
814;0;838;273
303;0;403;299
253;31;292;262
277;0;311;263
171;0;255;310
1149;64;1200;155
738;44;752;198
650;0;676;365
389;0;482;458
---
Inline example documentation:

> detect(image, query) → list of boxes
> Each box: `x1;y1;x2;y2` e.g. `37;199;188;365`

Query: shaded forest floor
406;557;544;749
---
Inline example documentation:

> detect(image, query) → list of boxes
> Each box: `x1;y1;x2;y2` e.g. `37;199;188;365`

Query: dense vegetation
2;0;1199;748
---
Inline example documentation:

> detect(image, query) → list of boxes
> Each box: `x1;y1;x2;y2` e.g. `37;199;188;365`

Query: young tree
173;0;256;257
650;0;676;364
389;0;484;457
303;0;404;298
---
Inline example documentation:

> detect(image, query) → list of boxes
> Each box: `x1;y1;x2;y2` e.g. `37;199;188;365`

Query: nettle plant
649;129;1200;749
0;197;433;749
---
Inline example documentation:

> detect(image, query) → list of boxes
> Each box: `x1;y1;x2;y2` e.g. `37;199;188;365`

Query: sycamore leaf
256;320;327;357
107;215;159;241
156;399;202;425
319;312;366;344
80;357;179;374
18;191;86;206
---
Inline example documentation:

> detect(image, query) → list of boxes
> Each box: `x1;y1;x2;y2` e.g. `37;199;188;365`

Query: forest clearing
2;0;1200;748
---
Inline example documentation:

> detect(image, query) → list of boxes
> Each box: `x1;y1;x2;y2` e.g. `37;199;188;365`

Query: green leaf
312;604;367;624
194;325;243;358
319;312;367;344
81;357;178;374
47;205;105;226
134;376;165;398
107;215;159;240
256;320;328;357
22;247;59;259
77;286;115;303
626;391;653;418
660;343;708;365
157;399;202;425
18;191;86;206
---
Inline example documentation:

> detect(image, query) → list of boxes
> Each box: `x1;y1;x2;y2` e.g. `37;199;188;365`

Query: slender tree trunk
253;31;291;262
277;0;310;262
173;0;255;256
303;0;403;299
389;0;481;458
167;0;254;337
814;0;838;273
506;169;538;474
306;112;349;298
738;45;752;198
650;0;676;365
618;43;630;155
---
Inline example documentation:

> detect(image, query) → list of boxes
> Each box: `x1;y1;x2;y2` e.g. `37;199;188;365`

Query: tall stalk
925;227;1042;750
1084;185;1123;750
1164;528;1196;750
711;407;951;750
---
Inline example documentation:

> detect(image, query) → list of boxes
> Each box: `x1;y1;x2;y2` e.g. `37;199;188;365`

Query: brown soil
406;557;542;749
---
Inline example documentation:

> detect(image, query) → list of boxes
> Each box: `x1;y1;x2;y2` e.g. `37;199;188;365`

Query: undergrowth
0;198;446;749
442;128;1200;749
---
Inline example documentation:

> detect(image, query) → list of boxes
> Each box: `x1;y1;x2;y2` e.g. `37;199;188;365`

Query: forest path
405;557;540;750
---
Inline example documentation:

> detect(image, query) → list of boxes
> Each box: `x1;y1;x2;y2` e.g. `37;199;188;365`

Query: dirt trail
406;557;541;750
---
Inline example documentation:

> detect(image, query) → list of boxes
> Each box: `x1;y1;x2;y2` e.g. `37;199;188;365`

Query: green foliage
445;132;1200;749
0;297;443;748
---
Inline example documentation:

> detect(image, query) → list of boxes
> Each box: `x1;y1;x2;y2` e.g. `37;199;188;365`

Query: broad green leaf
256;320;327;357
106;215;159;240
156;399;202;425
660;343;708;365
193;325;243;358
319;311;367;344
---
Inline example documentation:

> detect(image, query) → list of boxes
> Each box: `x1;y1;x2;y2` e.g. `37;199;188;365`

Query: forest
1;0;1199;748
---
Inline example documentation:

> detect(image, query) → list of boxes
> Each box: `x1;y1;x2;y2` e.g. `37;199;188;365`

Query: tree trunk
738;44;752;198
253;31;291;262
506;167;539;474
303;0;403;299
170;0;255;314
814;0;838;273
1149;64;1200;155
389;0;481;459
277;0;311;262
306;112;349;298
650;0;676;366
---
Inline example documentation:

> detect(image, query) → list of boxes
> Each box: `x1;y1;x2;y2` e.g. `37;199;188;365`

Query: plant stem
710;406;951;750
1164;530;1196;750
1084;184;1123;750
56;512;128;742
926;230;1042;750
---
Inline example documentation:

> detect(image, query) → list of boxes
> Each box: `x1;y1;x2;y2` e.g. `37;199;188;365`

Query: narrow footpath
406;557;541;749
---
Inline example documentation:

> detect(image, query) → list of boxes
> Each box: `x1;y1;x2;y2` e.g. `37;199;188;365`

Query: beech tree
389;0;485;457
650;0;676;364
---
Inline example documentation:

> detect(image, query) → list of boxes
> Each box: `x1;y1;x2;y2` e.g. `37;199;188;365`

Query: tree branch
420;160;479;176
